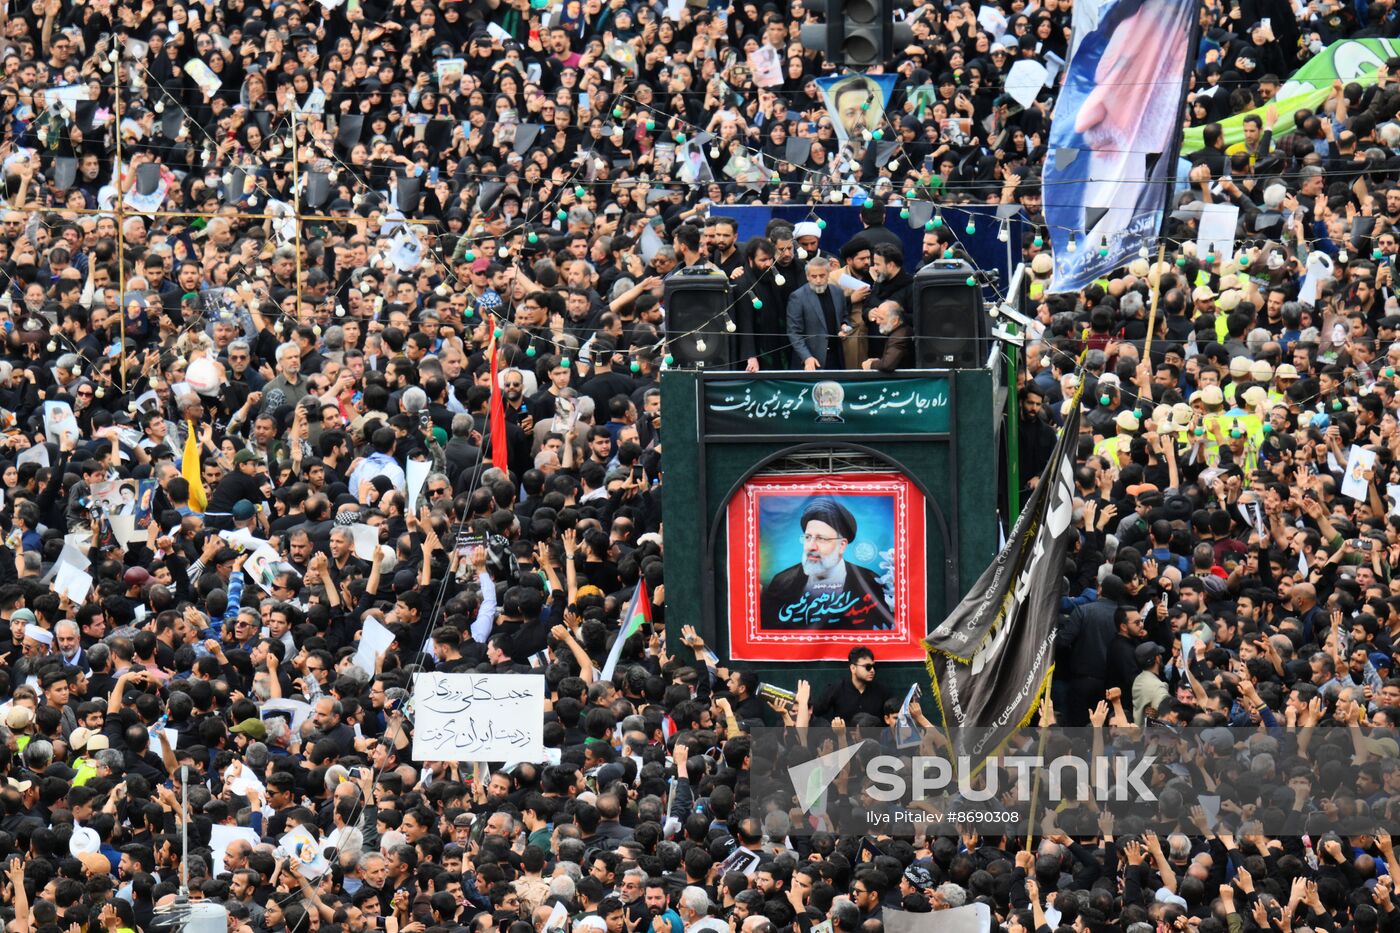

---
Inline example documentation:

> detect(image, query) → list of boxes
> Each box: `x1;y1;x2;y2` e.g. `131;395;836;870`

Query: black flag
924;384;1083;760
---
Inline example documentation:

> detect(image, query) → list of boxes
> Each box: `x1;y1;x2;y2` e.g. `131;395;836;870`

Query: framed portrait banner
725;472;927;661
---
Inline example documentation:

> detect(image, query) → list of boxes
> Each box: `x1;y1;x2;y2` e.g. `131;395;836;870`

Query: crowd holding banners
11;0;1400;931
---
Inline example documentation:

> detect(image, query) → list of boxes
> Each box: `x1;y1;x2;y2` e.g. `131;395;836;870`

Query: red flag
487;333;510;473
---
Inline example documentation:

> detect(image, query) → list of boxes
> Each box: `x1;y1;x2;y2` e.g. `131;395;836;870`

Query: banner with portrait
1044;0;1194;293
815;73;896;149
725;472;926;662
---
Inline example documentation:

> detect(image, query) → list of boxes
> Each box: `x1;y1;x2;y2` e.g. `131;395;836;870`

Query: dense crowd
0;0;1397;931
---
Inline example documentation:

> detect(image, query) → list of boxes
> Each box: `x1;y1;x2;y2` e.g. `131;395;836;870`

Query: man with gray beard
758;498;894;630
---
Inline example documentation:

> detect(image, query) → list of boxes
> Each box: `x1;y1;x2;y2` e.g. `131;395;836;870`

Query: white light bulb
154;100;165;113
1139;245;1150;260
829;190;842;203
888;161;899;170
94;387;104;398
725;319;736;333
1338;249;1349;264
498;247;510;258
800;182;811;193
273;322;283;335
221;172;232;185
336;305;346;317
997;225;1009;243
436;284;450;296
361;284;374;296
46;341;56;352
100;61;111;73
109;48;119;62
1067;237;1077;254
796;247;808;260
312;325;322;336
176;126;187;140
695;338;707;353
709;146;720;158
773;273;785;286
328;170;339;184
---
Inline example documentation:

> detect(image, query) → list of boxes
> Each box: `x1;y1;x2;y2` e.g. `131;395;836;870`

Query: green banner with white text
703;377;951;436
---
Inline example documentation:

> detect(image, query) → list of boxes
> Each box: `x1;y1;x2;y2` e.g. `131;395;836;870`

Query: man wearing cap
1132;642;1170;724
758;497;894;630
209;450;269;514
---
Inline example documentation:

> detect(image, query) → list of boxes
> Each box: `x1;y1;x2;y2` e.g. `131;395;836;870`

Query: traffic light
799;0;912;70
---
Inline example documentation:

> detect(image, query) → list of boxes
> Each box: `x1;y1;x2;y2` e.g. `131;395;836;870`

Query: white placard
406;458;431;513
16;444;48;468
977;4;1007;35
349;523;380;561
1299;251;1334;307
221;528;268;552
278;826;330;879
110;513;137;548
261;698;314;734
1005;60;1048;109
1343;445;1377;501
55;562;92;604
43;401;79;445
1194;203;1239;262
210;825;260;875
147;727;178;756
352;616;396;677
42;541;89;584
410;672;545;762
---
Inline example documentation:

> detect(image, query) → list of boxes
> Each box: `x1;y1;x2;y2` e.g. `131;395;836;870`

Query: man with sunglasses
810;647;890;723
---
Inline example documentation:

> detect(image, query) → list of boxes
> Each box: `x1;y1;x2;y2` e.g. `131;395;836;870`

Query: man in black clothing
1106;605;1146;702
207;450;269;514
847;199;905;258
811;647;890;722
869;244;912;312
1018;388;1059;494
581;339;637;413
724;670;769;722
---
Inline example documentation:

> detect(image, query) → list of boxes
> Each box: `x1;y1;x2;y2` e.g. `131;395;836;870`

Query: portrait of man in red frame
725;471;927;662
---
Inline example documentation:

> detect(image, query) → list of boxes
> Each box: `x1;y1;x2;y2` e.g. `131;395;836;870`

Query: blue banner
1044;0;1195;293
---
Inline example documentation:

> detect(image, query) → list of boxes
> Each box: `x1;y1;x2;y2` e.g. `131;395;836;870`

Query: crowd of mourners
0;0;1400;929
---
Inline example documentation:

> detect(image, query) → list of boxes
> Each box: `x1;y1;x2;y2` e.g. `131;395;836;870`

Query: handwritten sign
704;378;950;436
410;673;545;762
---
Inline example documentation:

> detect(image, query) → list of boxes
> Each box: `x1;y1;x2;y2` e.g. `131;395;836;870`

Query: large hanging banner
726;472;926;661
1182;38;1391;153
924;392;1082;761
1044;0;1195;293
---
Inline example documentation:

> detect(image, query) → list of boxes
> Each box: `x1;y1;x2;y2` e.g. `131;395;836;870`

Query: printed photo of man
758;497;894;630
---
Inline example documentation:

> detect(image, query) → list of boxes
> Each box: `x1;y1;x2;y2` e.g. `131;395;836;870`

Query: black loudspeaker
912;259;988;369
664;269;733;369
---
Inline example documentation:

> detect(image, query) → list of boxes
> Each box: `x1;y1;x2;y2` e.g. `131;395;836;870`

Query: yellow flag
183;421;207;512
